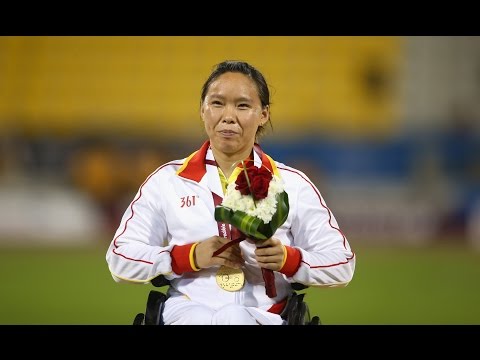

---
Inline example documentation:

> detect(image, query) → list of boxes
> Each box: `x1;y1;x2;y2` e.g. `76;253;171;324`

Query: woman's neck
211;147;252;179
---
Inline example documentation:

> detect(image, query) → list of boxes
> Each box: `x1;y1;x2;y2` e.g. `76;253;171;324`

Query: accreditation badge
215;265;245;291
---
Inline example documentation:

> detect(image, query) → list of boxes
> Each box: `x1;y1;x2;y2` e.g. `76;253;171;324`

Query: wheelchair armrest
291;282;309;291
151;275;171;288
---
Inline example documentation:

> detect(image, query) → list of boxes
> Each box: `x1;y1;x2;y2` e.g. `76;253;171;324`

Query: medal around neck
216;265;245;291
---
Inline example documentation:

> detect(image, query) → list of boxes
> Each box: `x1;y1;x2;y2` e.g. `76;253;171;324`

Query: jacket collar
177;140;276;183
176;140;211;182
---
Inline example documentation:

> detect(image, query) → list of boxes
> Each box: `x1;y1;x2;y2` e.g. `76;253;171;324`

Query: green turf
0;243;479;324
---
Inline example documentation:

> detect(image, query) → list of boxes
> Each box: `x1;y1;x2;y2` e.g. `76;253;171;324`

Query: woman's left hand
253;237;285;271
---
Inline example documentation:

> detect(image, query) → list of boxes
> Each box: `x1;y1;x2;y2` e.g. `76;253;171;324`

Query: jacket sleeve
105;169;188;284
287;171;356;287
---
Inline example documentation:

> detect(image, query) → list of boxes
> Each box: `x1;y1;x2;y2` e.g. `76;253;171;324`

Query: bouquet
214;160;289;298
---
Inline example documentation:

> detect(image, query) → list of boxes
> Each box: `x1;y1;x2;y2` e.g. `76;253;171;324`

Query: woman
106;60;355;325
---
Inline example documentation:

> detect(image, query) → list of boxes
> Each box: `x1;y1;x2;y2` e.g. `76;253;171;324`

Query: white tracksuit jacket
106;141;355;319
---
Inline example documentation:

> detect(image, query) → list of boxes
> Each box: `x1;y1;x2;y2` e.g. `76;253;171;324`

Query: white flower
222;174;285;224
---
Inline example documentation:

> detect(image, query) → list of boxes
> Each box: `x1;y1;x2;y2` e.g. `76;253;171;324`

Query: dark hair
200;60;272;139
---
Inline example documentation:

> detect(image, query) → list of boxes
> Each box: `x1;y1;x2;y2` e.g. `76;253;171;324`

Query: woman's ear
261;105;270;125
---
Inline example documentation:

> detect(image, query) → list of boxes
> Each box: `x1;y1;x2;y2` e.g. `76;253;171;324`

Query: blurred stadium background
0;36;479;324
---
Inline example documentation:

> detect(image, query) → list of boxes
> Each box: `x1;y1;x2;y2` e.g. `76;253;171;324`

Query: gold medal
215;265;245;291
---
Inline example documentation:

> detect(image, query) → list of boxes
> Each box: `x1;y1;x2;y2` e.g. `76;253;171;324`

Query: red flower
235;166;273;200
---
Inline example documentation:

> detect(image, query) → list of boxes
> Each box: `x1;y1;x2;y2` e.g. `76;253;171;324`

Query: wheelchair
133;275;321;325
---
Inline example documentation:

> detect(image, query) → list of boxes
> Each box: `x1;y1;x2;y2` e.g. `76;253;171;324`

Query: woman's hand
253;237;285;271
194;236;244;269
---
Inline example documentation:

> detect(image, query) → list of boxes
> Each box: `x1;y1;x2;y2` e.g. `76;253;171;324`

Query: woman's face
201;72;269;157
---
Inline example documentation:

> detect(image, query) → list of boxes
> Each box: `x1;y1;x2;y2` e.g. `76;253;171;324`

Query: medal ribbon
211;192;245;256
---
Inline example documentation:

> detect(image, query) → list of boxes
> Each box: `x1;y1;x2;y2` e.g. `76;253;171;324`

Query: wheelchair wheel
133;313;145;325
308;315;321;325
281;292;320;325
290;297;310;325
144;290;167;325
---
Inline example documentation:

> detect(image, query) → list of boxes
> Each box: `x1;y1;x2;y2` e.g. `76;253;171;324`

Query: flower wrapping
214;161;290;298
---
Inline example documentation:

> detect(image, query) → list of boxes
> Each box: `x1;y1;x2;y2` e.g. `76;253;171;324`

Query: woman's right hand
194;236;244;269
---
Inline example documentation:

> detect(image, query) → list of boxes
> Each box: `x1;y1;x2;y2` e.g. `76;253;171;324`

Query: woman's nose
222;106;237;123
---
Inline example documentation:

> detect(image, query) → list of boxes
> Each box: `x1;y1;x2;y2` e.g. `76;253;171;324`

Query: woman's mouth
219;130;237;137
